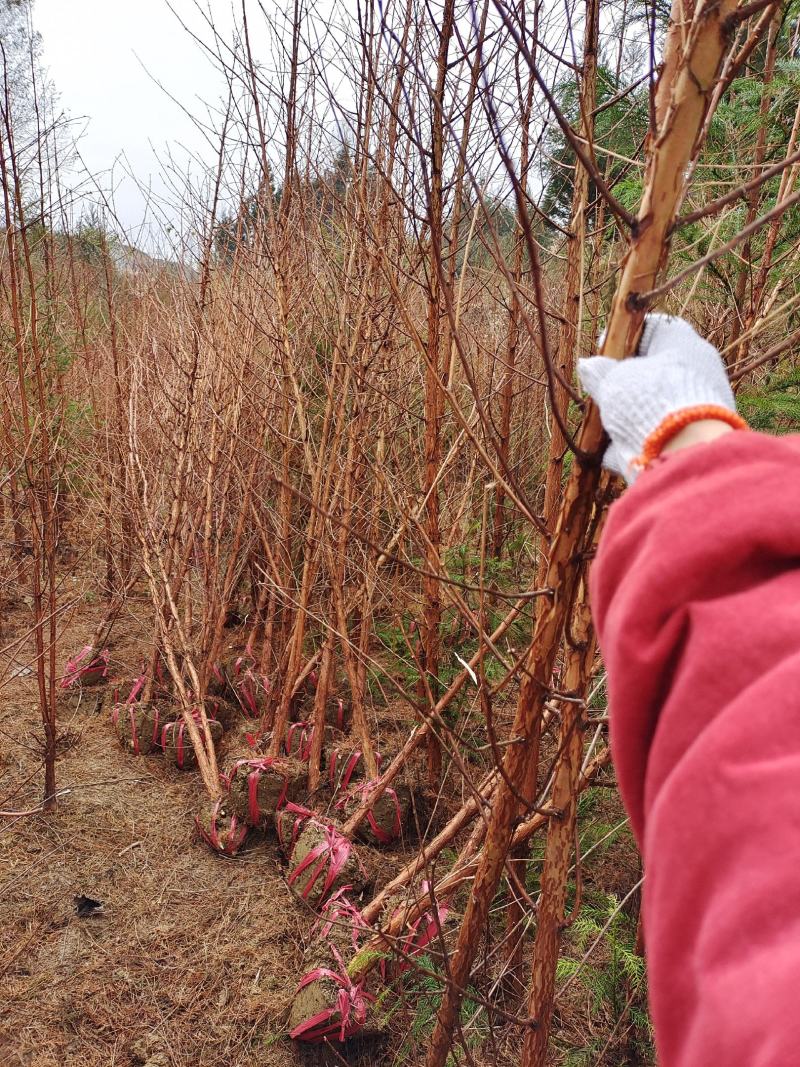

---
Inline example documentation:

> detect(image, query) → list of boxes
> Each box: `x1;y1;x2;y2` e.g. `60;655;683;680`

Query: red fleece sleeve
589;430;800;1067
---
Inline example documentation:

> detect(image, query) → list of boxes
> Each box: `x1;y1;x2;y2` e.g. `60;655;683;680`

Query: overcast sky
34;0;240;247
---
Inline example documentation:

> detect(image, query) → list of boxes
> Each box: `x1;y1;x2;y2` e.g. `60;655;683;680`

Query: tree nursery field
1;0;799;1064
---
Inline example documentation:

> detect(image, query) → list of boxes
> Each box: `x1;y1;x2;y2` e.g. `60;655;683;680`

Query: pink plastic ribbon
126;674;145;704
289;945;373;1043
60;645;109;689
287;822;352;903
276;801;315;858
195;799;248;856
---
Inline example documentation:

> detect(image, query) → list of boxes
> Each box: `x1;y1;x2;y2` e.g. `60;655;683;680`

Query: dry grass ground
0;564;642;1067
0;588;403;1067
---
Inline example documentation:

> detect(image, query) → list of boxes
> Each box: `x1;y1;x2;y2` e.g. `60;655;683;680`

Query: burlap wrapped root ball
326;744;370;793
288;961;371;1044
284;721;313;761
232;664;271;719
275;803;317;861
284;721;342;762
204;695;239;731
287;819;369;909
195;796;249;856
312;889;371;958
288;891;386;1043
111;702;165;755
59;684;107;715
60;646;109;689
206;658;235;699
161;715;223;770
226;756;307;827
77;663;108;687
339;781;412;847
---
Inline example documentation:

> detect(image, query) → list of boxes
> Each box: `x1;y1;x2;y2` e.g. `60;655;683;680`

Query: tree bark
425;1;740;1060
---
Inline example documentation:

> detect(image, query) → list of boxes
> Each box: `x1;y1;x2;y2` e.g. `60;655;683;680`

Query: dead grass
0;586;351;1067
0;565;638;1067
0;585;443;1067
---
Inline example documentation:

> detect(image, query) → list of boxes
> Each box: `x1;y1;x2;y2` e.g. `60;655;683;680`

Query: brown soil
227;757;307;828
348;783;411;847
287;822;368;909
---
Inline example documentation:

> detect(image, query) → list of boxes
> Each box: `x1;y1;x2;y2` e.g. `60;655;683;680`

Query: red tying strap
313;888;367;952
224;757;287;826
277;801;315;858
195;799;248;856
338;780;402;844
285;722;313;761
288;823;352;903
289;945;373;1043
126;674;145;704
60;645;109;689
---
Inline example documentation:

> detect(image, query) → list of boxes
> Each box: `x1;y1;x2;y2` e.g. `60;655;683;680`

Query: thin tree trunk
421;0;457;792
425;1;741;1059
729;9;781;348
523;571;597;1065
504;0;599;994
492;0;536;559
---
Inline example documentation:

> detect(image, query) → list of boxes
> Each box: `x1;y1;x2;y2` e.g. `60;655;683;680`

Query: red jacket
590;430;800;1067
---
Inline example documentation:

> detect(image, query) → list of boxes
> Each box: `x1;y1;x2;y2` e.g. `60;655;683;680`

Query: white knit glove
577;314;738;482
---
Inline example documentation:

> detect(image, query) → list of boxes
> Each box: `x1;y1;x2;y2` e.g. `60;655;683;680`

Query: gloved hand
577;313;739;482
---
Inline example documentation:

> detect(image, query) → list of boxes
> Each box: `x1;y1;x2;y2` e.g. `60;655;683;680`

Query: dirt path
0;601;310;1067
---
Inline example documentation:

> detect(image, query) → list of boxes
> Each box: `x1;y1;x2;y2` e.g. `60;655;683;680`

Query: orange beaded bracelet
632;405;749;471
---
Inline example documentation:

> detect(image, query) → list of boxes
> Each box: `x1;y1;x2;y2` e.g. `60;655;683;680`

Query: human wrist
660;418;735;456
634;405;748;471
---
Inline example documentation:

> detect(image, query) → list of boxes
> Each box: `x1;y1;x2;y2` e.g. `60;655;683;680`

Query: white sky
34;0;240;247
30;0;595;251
